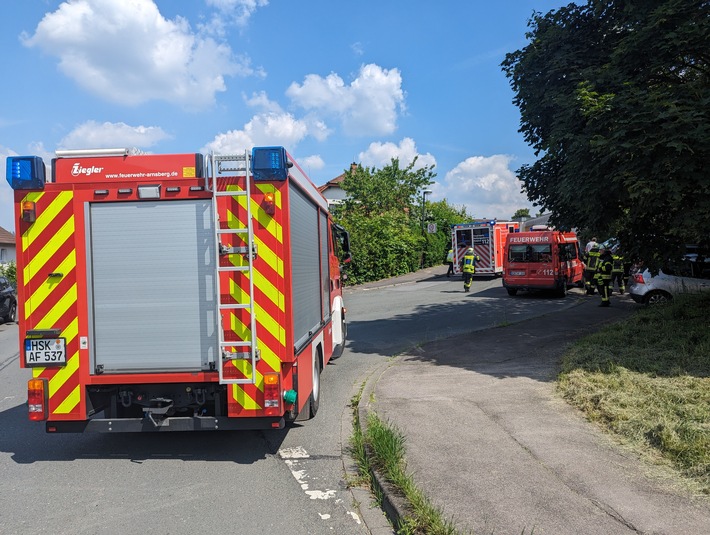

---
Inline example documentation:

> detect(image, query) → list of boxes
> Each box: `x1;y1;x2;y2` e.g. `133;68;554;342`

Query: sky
0;0;568;234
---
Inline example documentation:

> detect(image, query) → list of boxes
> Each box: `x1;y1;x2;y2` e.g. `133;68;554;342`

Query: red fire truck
451;220;519;276
503;227;584;297
7;146;350;432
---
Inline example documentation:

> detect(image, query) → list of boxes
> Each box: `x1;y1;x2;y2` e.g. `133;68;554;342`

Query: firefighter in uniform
461;247;480;292
446;248;454;277
583;244;601;295
611;247;625;294
595;246;614;307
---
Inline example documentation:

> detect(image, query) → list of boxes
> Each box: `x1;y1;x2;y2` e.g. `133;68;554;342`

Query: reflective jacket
446;249;454;263
596;252;613;281
612;254;624;274
585;247;601;272
462;252;480;274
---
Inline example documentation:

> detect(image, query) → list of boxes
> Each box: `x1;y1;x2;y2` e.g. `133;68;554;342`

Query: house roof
317;163;357;193
0;226;15;246
317;174;344;194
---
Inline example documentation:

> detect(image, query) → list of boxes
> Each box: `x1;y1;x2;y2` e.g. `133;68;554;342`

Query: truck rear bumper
45;415;285;433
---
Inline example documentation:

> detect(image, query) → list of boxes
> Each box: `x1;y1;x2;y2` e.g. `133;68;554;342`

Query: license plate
24;338;67;366
510;270;525;276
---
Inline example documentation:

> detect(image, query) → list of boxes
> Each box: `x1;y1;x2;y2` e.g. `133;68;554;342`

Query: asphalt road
0;269;582;534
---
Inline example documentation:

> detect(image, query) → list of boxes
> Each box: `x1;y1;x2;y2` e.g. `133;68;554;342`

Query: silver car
628;258;710;305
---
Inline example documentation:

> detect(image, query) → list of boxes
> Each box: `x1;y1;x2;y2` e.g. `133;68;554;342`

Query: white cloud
202;112;308;154
244;91;284;114
58;121;171;150
299;155;325;172
286;64;405;136
435;154;534;220
359;138;436;170
22;0;250;110
205;0;268;28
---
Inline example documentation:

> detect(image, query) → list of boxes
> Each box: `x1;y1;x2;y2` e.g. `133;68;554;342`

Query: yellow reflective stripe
25;250;76;319
35;283;77;329
229;312;281;372
254;301;285;347
256;338;280;373
50;351;80;414
229;269;284;315
255;236;284;279
253;262;284;311
23;214;75;284
231;384;259;410
54;385;81;415
21;191;72;251
225;187;283;244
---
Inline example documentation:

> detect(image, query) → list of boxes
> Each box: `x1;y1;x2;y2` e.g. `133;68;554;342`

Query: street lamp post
421;190;432;236
420;190;432;268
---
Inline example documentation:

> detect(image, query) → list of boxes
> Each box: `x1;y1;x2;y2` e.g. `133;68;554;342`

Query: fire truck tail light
263;192;275;215
263;373;281;414
22;201;37;223
6;156;46;190
28;378;49;421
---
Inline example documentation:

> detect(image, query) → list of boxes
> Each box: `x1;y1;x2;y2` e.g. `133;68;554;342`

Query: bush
0;261;16;286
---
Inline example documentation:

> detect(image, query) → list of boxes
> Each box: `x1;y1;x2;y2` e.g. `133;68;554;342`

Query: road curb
341;362;397;534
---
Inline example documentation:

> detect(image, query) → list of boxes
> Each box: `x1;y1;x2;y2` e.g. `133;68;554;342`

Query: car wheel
644;290;672;305
3;301;16;323
506;288;518;296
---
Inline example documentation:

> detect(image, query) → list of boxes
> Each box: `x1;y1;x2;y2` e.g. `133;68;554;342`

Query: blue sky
0;0;567;233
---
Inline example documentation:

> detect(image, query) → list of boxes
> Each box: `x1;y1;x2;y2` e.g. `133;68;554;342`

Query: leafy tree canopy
333;158;472;283
339;158;436;216
502;0;710;269
511;208;532;220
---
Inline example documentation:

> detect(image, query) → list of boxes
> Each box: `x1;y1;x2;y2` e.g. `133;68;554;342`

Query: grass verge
557;292;710;495
349;387;461;535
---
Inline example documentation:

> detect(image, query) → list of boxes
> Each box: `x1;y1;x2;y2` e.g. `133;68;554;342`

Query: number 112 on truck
7;145;351;432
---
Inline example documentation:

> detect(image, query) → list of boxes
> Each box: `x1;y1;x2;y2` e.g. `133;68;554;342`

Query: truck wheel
309;355;321;418
506;288;518;296
295;349;322;421
557;280;568;298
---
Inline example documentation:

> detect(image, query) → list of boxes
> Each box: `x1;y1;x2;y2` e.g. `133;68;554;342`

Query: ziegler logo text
71;163;104;176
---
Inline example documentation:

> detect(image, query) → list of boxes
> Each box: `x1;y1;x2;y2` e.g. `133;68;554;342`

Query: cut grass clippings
558;292;710;495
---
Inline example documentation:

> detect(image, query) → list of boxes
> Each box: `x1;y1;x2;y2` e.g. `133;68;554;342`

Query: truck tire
557;279;568;298
295;348;322;421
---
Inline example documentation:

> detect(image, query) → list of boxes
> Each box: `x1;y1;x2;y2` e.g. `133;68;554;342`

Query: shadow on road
0;401;290;464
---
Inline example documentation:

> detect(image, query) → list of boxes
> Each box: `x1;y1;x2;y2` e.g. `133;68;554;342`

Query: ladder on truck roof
208;151;259;385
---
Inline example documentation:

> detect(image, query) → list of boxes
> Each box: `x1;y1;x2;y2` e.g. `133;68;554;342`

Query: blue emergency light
6;156;46;190
251;146;289;181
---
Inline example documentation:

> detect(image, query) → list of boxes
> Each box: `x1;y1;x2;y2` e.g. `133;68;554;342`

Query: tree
502;0;710;269
333;158;437;283
511;208;531;220
424;199;472;266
